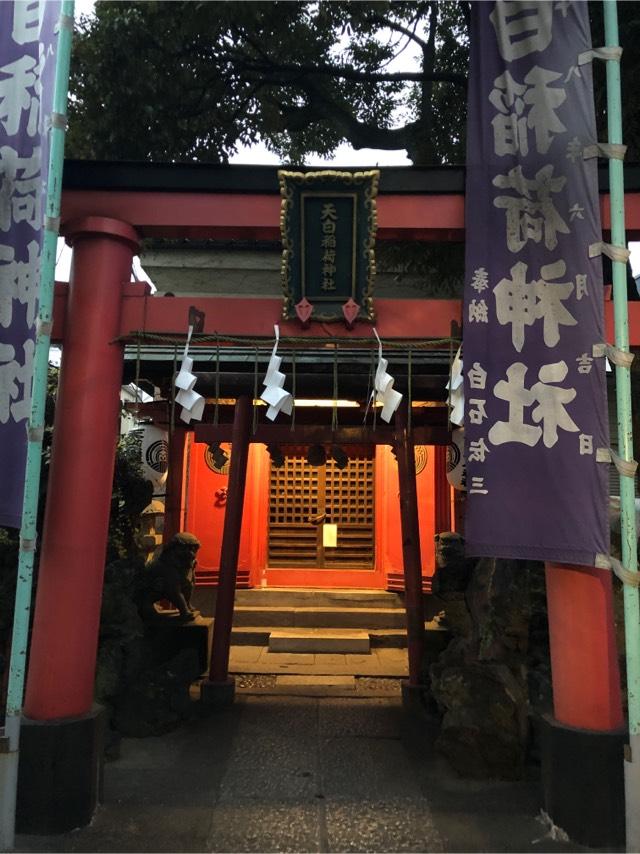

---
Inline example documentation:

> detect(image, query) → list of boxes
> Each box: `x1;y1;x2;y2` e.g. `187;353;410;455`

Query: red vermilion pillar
545;562;623;730
24;216;139;720
202;395;252;707
163;426;188;544
434;444;451;534
394;402;426;686
541;562;626;846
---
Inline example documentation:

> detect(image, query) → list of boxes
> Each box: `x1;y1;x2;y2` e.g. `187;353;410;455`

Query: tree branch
369;13;430;51
269;80;423;154
235;58;466;87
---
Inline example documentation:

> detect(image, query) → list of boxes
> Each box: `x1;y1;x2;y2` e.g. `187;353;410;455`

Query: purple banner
463;1;609;565
0;1;59;529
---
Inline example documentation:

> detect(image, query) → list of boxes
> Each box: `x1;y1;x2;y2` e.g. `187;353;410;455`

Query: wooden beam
61;191;466;241
194;423;451;446
60;189;640;240
117;293;462;342
51;286;640;348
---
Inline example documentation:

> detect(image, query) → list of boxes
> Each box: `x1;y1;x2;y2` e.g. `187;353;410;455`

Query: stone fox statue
135;532;201;621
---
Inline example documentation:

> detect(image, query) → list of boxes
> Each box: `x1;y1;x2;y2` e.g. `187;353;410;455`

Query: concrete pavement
14;695;596;853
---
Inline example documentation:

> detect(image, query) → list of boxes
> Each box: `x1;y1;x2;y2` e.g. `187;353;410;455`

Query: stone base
200;676;236;709
144;615;213;673
401;680;426;718
540;714;625;848
268;629;369;654
16;705;106;835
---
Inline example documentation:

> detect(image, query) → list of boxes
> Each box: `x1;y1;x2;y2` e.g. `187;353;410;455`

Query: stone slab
228;646;408;677
274;675;356;695
233;587;402;609
269;628;370;654
260;651;315;665
227;645;263;664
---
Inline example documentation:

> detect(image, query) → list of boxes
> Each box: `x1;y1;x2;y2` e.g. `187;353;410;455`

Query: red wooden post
203;395;252;701
434;444;451;534
394;402;426;686
545;562;623;730
24;216;139;720
163;425;188;544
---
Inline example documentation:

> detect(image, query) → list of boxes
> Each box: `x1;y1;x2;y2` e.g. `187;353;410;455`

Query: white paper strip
175;367;197;392
179;395;205;424
260;323;293;420
372;328;402;423
176;387;202;410
380;385;403;423
447;345;465;426
174;326;205;423
323;524;338;548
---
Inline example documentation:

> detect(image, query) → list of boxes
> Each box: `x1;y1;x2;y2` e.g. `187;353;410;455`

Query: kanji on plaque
463;2;609;564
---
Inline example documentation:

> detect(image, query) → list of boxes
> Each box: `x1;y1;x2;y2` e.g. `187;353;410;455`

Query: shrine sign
463;1;610;565
278;169;379;322
0;1;60;528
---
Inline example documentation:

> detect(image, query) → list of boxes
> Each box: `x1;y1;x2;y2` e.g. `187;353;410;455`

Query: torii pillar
541;561;625;846
18;217;139;834
394;402;426;693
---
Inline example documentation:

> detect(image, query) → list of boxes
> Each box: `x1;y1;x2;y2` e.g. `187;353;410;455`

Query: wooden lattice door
268;452;374;569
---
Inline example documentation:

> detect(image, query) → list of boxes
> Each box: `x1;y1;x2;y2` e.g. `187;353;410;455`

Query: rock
432;662;528;779
427;536;550;779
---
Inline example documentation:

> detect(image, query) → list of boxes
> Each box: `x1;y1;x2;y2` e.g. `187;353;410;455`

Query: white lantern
446;427;466;491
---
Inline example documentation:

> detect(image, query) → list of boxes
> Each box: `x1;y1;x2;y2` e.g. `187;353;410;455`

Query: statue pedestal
143;615;213;674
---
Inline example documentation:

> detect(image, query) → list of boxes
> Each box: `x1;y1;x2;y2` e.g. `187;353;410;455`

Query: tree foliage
0;369;151;672
67;0;469;165
107;431;153;564
67;1;640;167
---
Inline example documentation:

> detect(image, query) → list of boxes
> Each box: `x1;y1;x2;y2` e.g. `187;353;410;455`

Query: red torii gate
17;161;640;832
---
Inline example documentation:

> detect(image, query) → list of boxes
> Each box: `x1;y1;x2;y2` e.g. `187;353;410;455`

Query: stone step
370;623;451;653
232;587;402;609
231;626;271;646
232;606;406;629
274;675;356;695
369;628;408;648
269;628;370;654
230;621;450;650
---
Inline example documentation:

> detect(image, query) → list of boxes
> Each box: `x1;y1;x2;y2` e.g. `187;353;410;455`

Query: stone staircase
193;587;444;654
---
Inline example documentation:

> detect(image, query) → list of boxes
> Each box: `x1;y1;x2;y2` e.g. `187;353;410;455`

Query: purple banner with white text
463;1;609;564
0;0;60;528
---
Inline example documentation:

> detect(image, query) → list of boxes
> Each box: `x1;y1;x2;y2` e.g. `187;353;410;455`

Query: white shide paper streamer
372;328;402;423
175;325;205;423
446;345;464;427
260;324;293;421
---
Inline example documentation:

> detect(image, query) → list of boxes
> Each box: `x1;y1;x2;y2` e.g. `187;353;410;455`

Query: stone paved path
15;696;589;853
229;645;409;677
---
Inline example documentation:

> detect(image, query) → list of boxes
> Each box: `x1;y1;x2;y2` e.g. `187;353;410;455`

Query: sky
59;0;639;281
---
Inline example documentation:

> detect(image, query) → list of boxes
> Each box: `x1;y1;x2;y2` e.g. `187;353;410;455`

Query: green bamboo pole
0;3;74;848
602;2;640;850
